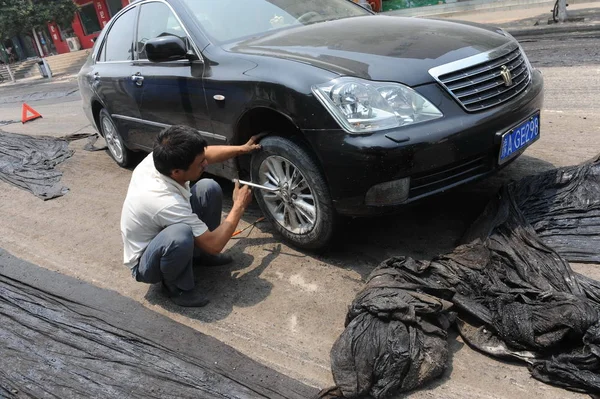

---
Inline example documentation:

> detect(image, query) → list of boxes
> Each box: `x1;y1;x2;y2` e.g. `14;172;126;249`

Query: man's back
120;153;206;269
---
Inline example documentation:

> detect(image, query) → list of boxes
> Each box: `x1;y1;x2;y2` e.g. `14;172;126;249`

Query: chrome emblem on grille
500;65;513;87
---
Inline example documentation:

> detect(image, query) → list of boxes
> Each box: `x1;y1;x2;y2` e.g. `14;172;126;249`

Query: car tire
98;108;132;167
250;135;336;250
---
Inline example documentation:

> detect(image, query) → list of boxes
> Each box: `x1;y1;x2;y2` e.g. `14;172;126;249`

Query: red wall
48;22;69;54
48;0;130;55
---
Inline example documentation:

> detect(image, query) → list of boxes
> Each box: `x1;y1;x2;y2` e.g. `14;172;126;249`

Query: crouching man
120;125;260;307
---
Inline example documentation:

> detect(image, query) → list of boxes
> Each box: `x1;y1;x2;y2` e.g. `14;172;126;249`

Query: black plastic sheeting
0;249;316;399
463;154;600;263
0;131;97;200
322;155;600;399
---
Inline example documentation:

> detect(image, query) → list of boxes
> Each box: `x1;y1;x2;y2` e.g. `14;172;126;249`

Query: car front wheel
99;108;132;167
250;135;336;250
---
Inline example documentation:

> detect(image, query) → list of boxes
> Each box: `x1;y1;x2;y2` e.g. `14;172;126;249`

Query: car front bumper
302;69;544;216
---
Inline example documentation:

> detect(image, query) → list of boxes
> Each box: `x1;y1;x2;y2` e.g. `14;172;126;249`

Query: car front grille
408;156;491;200
436;46;531;112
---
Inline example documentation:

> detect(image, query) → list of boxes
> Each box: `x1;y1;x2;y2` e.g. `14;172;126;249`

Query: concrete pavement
442;2;600;25
2;64;598;396
385;1;600;36
0;13;599;399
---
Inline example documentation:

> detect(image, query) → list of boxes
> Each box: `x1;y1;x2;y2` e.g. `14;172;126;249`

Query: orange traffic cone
21;103;42;124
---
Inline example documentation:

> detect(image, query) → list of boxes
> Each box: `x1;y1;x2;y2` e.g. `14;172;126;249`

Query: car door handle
93;72;100;81
131;73;144;87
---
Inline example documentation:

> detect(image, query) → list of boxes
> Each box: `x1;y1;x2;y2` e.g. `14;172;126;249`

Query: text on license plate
499;113;540;164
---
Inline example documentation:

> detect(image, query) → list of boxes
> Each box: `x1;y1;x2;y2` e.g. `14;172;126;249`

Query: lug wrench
232;178;280;192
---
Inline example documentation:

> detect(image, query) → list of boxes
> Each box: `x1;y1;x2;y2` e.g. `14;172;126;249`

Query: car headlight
312;77;443;134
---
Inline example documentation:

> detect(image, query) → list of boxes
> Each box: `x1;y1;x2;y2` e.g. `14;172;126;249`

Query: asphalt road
521;30;600;67
0;30;599;398
0;79;80;107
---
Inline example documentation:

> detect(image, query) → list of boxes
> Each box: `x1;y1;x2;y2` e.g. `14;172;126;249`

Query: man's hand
205;134;265;164
194;180;253;255
232;180;253;210
240;134;266;154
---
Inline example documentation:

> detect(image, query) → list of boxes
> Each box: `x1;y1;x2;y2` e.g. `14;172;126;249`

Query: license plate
498;113;540;164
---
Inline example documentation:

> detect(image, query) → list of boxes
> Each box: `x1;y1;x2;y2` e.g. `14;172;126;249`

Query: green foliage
382;0;445;11
32;0;79;29
0;0;78;39
0;0;28;39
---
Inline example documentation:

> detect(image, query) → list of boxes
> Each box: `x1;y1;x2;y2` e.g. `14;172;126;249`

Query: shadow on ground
144;153;555;321
143;238;281;322
316;153;556;279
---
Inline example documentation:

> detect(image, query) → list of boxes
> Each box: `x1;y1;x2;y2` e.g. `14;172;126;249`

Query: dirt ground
0;32;599;398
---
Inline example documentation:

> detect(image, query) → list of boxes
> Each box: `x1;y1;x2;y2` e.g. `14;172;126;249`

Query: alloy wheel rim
258;156;317;235
102;116;123;162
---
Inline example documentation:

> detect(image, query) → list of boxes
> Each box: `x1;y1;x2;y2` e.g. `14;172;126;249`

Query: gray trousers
134;179;222;291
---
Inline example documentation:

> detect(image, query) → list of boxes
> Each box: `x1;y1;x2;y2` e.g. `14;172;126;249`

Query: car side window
136;2;188;60
103;8;136;62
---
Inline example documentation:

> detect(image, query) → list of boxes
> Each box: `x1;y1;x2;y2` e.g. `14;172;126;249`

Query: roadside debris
0;131;95;200
82;132;108;152
463;155;600;263
0;249;316;399
324;154;600;398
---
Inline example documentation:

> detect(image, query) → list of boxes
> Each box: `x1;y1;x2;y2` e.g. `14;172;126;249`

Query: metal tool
232;178;280;192
232;217;265;237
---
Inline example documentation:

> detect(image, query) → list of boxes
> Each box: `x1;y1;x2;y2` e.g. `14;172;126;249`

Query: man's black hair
153;125;207;176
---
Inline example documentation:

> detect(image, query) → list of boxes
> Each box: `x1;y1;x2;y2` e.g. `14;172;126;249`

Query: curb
384;1;554;18
0;73;79;90
383;7;600;37
382;0;599;18
506;21;600;36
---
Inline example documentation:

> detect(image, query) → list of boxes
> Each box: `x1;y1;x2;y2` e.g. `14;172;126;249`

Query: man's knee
194;179;223;201
163;223;194;255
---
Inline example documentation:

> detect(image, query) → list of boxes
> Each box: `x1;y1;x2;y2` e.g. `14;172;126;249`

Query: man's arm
204;145;245;165
204;134;264;165
193;182;253;254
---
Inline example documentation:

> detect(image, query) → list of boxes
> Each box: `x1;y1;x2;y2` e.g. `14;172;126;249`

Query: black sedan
78;0;544;249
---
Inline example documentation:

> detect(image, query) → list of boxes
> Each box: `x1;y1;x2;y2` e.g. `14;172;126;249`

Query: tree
0;0;28;41
0;0;77;80
0;0;78;40
31;0;79;31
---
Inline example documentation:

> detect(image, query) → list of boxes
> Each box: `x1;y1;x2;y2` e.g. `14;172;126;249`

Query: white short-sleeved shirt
120;153;208;269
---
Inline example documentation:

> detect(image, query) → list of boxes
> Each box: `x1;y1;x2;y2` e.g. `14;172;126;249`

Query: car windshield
180;0;370;43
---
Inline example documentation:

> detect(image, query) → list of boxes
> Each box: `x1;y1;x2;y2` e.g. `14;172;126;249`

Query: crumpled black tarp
463;154;600;263
322;155;600;399
0;131;96;200
0;249;316;399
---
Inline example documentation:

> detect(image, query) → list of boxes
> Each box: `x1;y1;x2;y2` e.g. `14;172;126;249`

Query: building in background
47;0;131;55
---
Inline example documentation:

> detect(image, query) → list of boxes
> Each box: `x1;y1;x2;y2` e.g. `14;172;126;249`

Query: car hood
225;15;511;87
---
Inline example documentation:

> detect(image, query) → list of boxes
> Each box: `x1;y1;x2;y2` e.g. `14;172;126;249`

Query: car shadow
318;154;557;280
144;154;554;322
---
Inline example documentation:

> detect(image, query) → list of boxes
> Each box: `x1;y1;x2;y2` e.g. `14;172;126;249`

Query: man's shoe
194;252;233;267
162;282;210;307
170;290;210;307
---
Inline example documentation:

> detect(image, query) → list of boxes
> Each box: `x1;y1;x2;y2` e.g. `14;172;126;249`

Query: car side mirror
146;36;188;63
